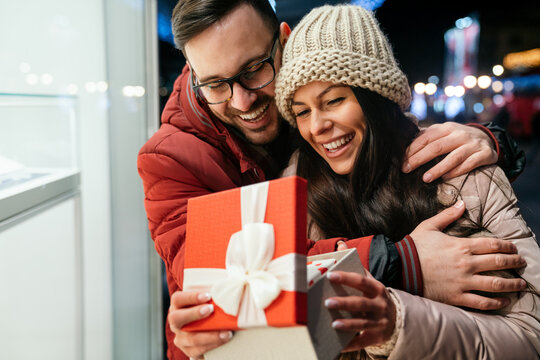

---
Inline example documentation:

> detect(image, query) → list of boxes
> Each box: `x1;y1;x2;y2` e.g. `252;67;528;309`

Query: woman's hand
168;291;233;359
325;270;397;352
403;122;498;182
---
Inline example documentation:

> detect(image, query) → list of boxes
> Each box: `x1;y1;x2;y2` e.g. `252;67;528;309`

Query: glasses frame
191;32;280;105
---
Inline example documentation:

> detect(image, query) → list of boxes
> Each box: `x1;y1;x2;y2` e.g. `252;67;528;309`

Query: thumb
424;200;465;231
337;240;348;251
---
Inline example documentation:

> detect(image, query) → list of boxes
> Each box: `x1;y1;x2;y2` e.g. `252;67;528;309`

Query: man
138;1;526;359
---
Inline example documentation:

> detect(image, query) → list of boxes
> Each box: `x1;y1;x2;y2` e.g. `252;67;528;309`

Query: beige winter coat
285;159;540;359
384;165;540;359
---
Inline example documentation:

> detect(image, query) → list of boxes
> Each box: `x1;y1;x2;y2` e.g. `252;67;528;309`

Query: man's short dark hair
172;0;279;54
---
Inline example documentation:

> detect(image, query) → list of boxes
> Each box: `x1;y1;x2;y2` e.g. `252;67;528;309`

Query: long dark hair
297;87;446;241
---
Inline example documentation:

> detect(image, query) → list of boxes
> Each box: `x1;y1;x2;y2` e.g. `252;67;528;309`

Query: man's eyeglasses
191;32;279;105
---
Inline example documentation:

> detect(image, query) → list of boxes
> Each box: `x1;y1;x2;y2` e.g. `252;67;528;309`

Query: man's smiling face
185;4;285;145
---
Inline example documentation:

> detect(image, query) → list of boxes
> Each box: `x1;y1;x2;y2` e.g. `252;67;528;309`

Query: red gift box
183;176;308;331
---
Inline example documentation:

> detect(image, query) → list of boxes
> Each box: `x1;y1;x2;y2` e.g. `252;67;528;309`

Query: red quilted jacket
138;66;421;360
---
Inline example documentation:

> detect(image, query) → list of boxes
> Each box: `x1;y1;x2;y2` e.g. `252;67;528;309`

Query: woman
275;4;540;359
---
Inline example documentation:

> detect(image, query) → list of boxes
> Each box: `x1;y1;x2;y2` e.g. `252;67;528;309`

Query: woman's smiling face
292;82;366;175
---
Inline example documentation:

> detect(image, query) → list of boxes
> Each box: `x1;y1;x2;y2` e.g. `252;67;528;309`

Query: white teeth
239;103;270;121
322;134;354;150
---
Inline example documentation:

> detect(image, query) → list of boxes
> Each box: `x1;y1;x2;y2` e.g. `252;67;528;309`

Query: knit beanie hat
275;4;411;126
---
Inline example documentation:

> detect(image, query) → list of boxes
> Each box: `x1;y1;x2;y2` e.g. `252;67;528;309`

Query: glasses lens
239;61;275;90
197;81;231;104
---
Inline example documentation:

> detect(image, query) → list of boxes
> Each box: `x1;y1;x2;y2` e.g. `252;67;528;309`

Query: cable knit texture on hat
275;5;411;127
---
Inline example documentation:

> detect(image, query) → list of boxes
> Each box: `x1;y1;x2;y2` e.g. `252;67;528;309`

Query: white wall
103;0;163;358
1;1;113;358
0;0;161;359
0;196;83;359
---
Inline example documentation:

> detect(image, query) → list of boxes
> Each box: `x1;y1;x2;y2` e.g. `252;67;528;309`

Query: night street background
514;142;540;236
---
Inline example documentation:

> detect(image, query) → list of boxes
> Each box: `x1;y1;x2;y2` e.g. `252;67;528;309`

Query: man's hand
403;122;498;183
168;291;233;359
411;201;527;310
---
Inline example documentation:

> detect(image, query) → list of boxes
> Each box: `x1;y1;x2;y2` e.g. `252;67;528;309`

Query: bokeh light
492;65;504;76
463;75;477;88
414;82;426;95
477;75;492;89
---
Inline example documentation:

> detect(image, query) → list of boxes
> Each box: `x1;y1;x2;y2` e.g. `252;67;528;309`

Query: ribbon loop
212;222;279;317
226;223;275;272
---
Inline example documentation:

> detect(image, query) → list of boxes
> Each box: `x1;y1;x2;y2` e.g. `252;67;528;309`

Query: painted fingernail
453;200;464;209
501;298;511;307
423;172;433;183
520;258;527;266
520;279;527;289
332;320;345;329
327;271;340;281
197;292;211;302
403;162;411;173
199;304;214;316
325;298;338;308
219;331;233;341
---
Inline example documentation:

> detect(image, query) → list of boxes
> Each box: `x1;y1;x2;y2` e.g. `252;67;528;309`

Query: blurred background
1;1;538;360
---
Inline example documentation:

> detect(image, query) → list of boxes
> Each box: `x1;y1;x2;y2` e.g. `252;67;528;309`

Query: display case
0;93;80;223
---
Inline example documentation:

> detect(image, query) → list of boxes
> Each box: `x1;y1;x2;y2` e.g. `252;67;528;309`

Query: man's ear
279;22;291;47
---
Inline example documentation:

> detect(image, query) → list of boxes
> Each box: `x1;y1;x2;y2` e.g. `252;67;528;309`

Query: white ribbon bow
183;181;305;328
